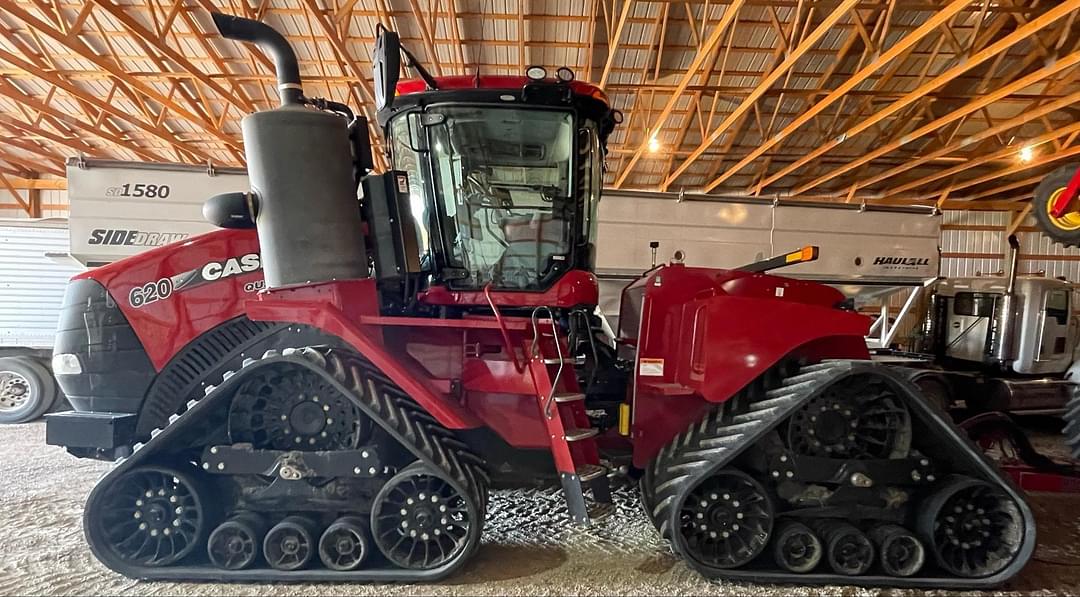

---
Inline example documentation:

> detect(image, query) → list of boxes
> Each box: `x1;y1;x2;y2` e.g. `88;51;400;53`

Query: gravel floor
1;421;1079;596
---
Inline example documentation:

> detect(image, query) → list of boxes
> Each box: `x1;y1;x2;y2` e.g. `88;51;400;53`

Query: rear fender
629;265;870;467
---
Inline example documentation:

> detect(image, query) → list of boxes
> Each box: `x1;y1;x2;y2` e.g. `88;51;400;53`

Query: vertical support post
27;175;41;218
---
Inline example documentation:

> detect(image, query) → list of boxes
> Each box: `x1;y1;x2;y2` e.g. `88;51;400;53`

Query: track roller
86;465;210;567
263;516;319;571
869;524;925;578
207;512;267;570
816;521;875;576
772;520;823;573
918;476;1024;578
678;469;774;569
371;461;481;571
319;516;370;571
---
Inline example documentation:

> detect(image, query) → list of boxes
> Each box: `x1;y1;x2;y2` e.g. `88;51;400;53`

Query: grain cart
45;14;1032;587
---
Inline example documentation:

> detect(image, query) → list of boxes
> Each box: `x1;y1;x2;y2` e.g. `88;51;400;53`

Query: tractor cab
365;30;619;313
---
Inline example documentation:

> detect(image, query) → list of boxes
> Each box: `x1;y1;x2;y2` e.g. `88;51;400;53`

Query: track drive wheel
86;465;210;567
918;476;1024;578
787;374;912;459
227;365;370;451
1033;163;1080;247
677;469;774;569
371;461;481;572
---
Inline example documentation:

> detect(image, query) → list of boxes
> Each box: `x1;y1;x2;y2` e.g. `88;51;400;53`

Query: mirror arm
401;46;440;91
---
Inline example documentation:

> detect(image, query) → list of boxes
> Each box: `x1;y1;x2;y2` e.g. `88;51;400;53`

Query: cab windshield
427;106;575;290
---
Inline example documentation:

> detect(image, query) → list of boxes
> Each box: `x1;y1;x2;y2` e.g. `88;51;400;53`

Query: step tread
564;427;600;442
542;356;586;366
575;463;607;482
554;392;586;403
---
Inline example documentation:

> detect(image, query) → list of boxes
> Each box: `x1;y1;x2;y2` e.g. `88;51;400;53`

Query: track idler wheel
918;476;1024;578
870;523;925;577
207;512;267;570
678;469;774;569
87;465;210;567
318;516;370;571
816;521;875;576
772;520;823;573
371;462;481;571
263;516;319;571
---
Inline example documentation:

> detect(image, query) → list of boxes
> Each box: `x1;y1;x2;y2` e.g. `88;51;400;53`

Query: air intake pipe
210;13;368;289
992;234;1021;366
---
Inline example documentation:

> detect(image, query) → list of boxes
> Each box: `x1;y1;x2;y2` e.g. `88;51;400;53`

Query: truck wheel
1033;163;1080;247
0;357;56;424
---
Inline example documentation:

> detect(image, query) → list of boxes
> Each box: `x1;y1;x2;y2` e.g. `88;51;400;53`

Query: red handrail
483;283;526;372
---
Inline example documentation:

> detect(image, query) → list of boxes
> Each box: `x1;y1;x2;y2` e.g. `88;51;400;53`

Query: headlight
52;353;82;375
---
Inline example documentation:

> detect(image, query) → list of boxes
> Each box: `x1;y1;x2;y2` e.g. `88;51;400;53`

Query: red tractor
46;14;1032;587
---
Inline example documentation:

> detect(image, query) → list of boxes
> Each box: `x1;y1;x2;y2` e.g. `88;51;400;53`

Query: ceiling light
648;135;660;153
1019;144;1034;162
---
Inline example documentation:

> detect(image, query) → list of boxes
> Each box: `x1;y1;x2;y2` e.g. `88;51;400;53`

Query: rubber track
85;346;488;582
647;360;1035;589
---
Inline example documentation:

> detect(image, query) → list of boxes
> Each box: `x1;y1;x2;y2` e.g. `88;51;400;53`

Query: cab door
1036;288;1072;367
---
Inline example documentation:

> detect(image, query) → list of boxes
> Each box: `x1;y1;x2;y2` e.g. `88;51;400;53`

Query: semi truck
881;236;1080;416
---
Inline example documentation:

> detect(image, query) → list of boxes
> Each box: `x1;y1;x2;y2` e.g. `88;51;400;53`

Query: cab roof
395;75;609;106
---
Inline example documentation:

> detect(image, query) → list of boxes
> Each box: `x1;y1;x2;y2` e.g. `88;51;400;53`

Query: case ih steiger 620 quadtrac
46;13;1033;588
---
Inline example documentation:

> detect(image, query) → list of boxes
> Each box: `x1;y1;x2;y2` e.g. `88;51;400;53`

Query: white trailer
593;190;942;330
0;221;81;422
0;159;247;423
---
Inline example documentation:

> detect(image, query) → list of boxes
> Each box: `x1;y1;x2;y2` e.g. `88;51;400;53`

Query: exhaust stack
212;13;301;106
993;234;1021;366
210;13;368;289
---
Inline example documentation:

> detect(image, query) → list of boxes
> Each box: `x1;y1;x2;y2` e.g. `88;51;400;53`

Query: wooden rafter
0;0;1071;212
660;0;859;192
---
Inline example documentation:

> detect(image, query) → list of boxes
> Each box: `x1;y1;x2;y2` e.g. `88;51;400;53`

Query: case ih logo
872;256;931;269
88;228;189;247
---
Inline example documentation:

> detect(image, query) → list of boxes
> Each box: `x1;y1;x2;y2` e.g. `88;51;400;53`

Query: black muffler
210;13;368;289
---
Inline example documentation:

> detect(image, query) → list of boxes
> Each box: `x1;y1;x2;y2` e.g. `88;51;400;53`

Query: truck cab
925;276;1078;375
912;274;1080;414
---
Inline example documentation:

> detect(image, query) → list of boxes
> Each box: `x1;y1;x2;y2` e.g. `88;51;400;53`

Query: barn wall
941;210;1080;281
0;189;69;220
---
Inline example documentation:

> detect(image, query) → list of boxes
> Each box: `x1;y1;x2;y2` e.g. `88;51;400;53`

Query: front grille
54;278;155;413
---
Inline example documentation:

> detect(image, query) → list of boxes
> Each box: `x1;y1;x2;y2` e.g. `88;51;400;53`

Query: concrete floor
1;421;1079;596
